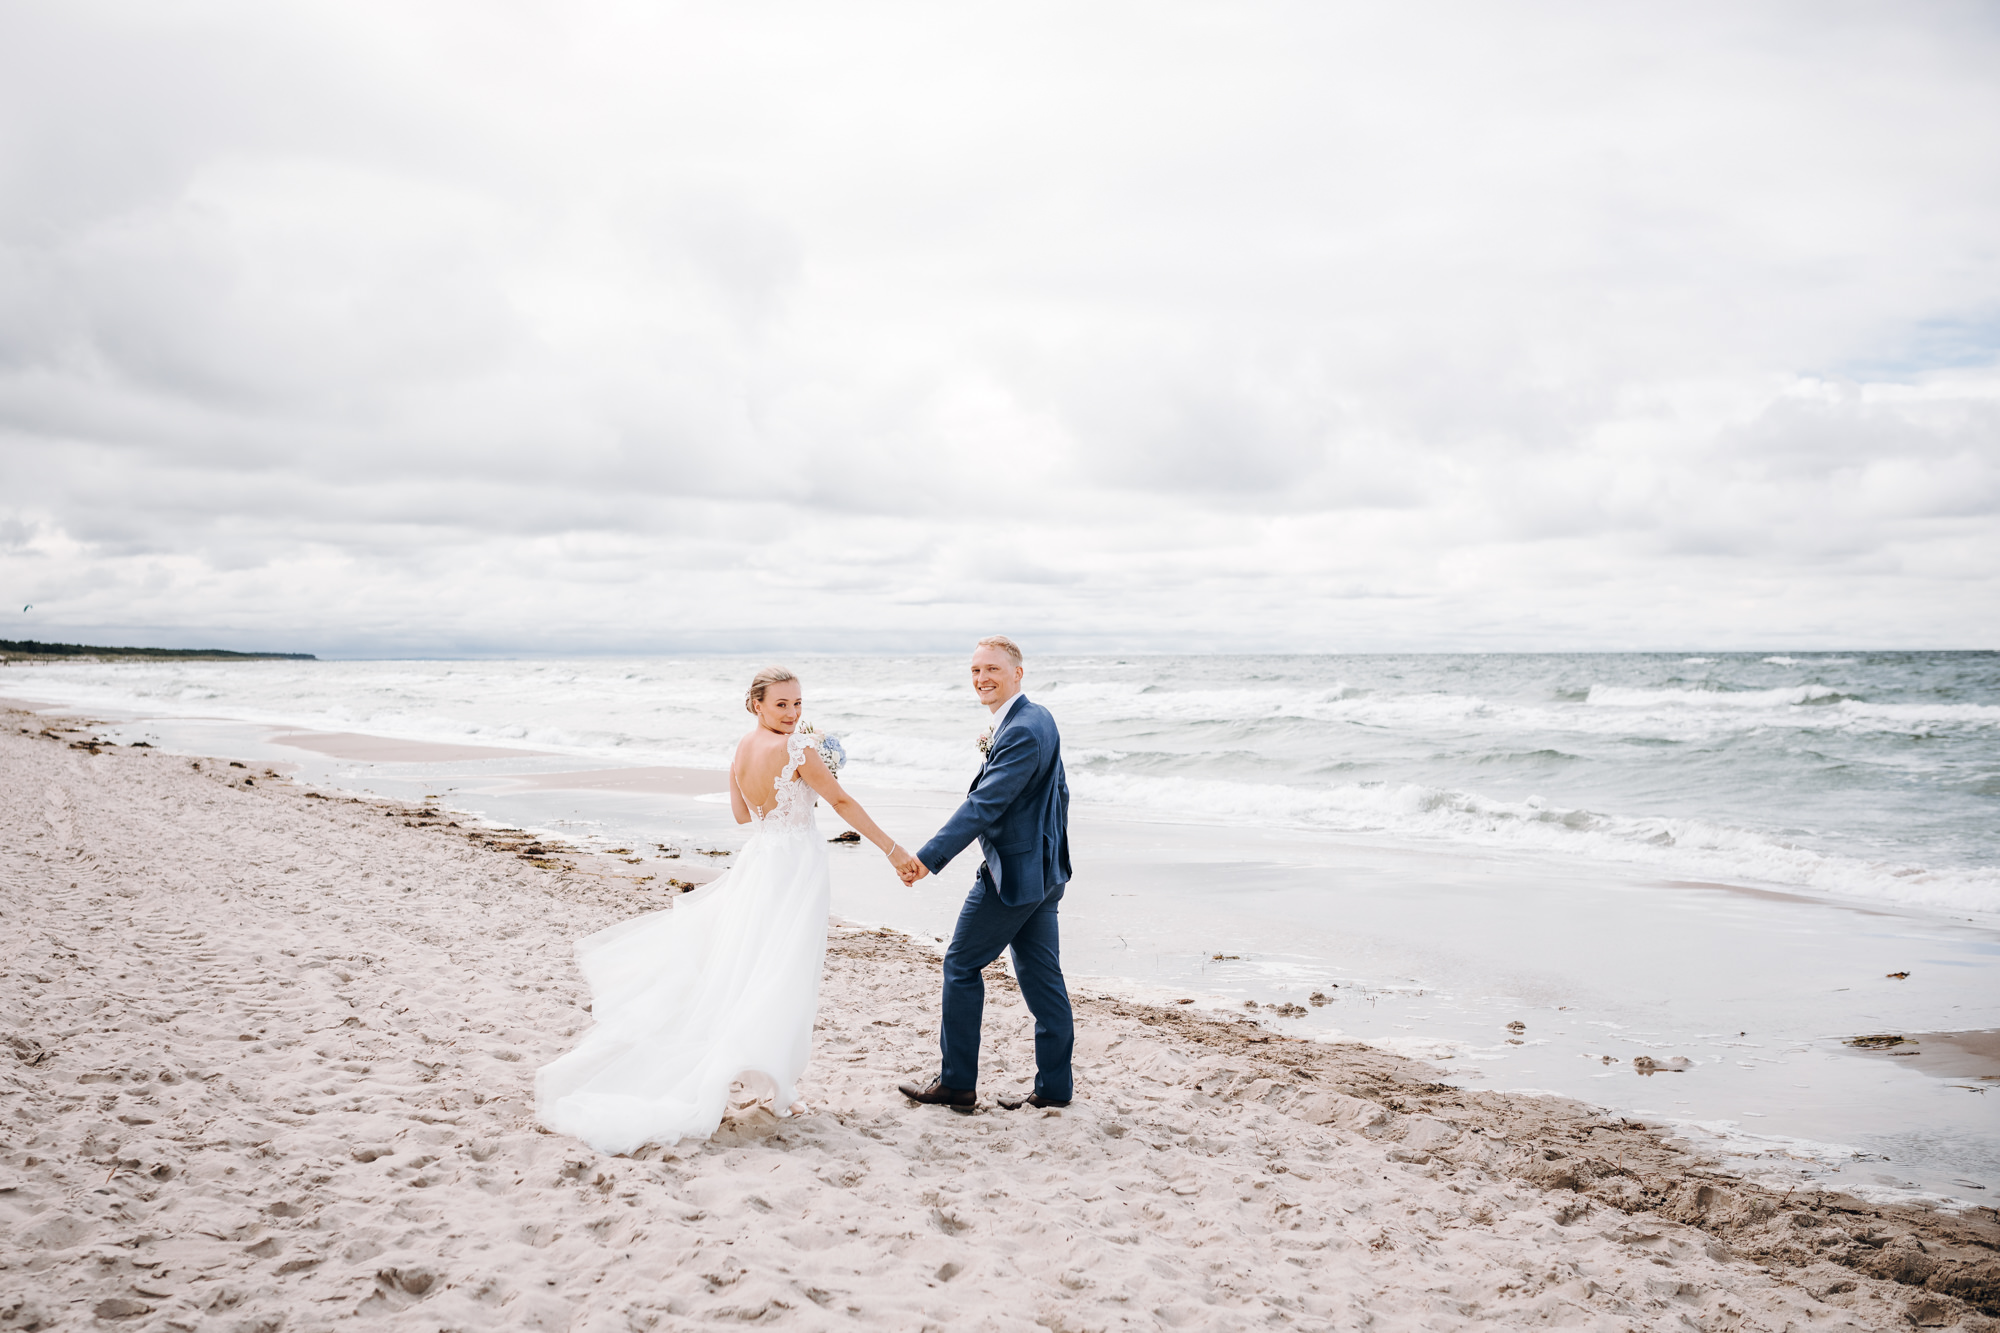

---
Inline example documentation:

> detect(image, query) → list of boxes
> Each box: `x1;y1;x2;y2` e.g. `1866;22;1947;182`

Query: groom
895;636;1074;1112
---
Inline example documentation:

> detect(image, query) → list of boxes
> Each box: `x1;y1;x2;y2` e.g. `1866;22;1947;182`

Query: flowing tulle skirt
534;827;830;1154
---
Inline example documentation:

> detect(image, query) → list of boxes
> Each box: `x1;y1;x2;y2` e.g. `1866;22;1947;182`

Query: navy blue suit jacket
916;695;1071;908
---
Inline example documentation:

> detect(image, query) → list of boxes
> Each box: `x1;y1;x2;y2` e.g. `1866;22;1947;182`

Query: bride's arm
795;748;901;857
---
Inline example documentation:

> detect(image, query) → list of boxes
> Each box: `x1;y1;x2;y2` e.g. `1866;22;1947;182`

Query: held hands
888;843;929;886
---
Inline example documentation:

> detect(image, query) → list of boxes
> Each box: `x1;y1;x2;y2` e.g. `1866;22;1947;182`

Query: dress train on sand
535;733;830;1154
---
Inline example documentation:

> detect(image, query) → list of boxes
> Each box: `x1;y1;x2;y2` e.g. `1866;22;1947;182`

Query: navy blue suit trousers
939;872;1074;1100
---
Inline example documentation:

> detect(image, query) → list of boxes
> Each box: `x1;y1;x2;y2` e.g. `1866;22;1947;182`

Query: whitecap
1586;682;1845;709
1063;769;2000;916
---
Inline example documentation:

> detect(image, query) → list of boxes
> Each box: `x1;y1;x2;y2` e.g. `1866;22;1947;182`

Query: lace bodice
745;731;821;838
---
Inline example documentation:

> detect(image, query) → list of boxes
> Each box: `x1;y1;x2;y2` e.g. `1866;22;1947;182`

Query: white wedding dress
535;731;831;1154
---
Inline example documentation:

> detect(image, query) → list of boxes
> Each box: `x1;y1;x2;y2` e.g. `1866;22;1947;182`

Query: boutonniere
977;726;994;757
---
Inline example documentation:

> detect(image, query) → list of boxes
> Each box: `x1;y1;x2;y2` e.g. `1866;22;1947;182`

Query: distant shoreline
0;638;315;663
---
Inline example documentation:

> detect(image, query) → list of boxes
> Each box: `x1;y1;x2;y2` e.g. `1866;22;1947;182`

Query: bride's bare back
732;725;796;816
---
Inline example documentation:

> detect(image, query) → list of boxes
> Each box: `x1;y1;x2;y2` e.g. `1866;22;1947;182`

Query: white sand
3;715;1982;1330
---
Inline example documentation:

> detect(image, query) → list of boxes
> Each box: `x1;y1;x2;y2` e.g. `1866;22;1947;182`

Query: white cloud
2;0;1997;654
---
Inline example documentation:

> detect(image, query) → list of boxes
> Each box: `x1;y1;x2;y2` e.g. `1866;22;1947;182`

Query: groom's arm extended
915;726;1047;876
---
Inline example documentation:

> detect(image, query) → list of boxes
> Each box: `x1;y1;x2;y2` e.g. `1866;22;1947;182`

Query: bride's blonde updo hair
745;665;799;714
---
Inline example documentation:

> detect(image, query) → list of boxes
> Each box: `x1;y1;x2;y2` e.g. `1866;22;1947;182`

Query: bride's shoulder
733;728;780;766
784;729;824;768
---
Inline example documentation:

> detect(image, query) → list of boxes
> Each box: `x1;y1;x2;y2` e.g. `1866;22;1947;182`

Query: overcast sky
3;1;1997;656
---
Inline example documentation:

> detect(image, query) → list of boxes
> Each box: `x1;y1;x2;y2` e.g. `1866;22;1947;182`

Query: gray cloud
2;1;1998;655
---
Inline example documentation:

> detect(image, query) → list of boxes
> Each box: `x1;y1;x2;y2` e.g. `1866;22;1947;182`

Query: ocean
11;649;1997;917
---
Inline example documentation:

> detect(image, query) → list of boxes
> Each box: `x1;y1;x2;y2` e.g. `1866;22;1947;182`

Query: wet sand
5;710;1999;1328
269;731;551;763
491;765;731;796
267;728;732;794
1845;1031;2000;1084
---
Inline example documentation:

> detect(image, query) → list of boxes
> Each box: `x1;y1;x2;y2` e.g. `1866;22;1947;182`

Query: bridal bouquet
799;722;846;776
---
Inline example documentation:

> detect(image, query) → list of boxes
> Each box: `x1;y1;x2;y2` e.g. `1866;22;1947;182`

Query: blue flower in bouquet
799;722;846;776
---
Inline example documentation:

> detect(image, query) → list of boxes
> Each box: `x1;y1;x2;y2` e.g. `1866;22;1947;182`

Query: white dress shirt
988;689;1025;739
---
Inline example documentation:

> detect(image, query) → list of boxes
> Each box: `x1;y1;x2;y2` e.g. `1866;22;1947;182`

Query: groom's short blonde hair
976;636;1023;667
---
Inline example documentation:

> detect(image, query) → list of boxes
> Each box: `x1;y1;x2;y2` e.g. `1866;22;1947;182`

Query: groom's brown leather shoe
898;1076;977;1113
997;1091;1071;1110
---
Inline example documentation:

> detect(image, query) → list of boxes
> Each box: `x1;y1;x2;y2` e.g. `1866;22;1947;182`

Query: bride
535;666;916;1154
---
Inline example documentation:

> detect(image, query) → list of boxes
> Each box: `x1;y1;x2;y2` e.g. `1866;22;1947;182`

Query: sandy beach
4;711;1997;1331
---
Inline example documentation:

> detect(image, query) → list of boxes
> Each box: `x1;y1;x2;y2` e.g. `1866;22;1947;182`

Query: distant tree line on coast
0;639;315;662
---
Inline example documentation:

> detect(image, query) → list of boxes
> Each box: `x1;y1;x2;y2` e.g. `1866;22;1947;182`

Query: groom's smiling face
970;647;1024;711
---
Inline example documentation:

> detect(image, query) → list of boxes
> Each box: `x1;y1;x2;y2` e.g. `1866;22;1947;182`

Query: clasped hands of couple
888;845;929;887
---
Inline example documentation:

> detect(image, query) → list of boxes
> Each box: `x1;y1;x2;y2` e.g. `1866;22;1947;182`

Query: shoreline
11;700;2000;1193
4;710;1997;1327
